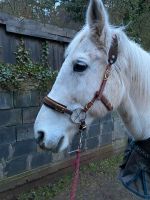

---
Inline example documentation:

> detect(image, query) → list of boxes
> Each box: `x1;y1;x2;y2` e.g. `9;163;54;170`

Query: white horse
34;0;150;152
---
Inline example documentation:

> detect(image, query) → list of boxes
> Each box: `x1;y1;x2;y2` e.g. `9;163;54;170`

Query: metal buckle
104;69;111;80
68;109;87;154
68;130;84;154
79;120;87;131
70;108;86;124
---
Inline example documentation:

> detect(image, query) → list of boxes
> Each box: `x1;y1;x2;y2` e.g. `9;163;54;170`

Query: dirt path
19;154;140;200
53;169;137;200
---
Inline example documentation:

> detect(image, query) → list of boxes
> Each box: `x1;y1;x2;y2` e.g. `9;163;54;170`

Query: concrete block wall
0;90;127;180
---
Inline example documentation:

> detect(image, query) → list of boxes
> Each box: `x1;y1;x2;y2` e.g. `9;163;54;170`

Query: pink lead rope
70;149;81;200
69;128;84;200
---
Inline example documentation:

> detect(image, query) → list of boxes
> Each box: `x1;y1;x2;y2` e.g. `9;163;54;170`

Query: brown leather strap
101;95;113;111
83;64;112;112
83;35;118;112
96;64;112;99
43;96;73;115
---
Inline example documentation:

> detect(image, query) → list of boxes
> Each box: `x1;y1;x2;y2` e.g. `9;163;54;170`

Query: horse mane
113;27;150;109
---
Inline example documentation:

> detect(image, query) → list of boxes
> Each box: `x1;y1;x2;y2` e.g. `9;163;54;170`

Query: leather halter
43;35;118;125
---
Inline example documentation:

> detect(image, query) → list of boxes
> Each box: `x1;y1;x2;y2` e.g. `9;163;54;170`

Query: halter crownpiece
43;35;118;127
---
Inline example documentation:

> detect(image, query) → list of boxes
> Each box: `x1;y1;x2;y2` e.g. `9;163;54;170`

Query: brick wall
0;90;127;181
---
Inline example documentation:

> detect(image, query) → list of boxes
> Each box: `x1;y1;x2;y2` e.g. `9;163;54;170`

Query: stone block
91;118;100;125
0;144;10;161
40;91;49;104
0;163;4;179
23;107;39;124
113;116;127;140
100;113;112;122
14;90;40;108
0;126;16;145
4;155;28;177
100;133;112;146
16;124;34;141
70;133;86;153
31;152;52;169
86;136;99;150
101;120;114;135
52;151;65;163
88;124;100;138
13;139;37;158
0;91;13;109
0;109;22;127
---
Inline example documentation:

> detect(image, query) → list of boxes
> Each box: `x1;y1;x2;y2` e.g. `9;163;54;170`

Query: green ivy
0;38;58;91
41;40;49;68
0;63;57;90
15;38;32;67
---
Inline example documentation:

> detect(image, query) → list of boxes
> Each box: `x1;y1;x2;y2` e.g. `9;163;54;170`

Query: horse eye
73;61;88;72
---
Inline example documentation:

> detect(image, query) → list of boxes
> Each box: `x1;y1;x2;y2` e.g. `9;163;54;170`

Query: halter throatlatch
43;35;118;128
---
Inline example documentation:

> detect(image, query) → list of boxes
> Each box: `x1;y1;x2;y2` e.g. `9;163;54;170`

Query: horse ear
86;0;109;36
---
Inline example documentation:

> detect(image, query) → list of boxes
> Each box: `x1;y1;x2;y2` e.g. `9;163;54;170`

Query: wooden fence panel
47;41;66;70
0;25;19;64
24;37;42;64
0;12;76;69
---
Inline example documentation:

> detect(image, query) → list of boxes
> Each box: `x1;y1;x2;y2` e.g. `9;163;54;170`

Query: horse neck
118;34;150;140
129;42;150;109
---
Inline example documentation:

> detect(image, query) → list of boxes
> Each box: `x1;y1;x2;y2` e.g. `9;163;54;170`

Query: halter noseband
43;35;118;129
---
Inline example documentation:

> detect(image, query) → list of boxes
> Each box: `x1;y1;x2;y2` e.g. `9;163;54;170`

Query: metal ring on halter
70;108;86;124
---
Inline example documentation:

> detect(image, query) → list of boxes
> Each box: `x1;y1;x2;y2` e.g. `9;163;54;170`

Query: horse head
34;0;127;152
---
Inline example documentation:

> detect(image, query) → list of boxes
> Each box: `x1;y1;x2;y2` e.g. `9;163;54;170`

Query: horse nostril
36;131;45;144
